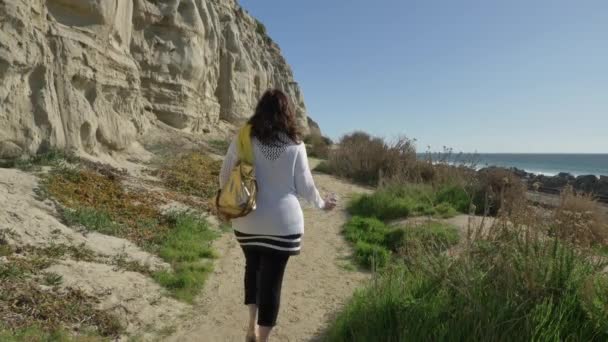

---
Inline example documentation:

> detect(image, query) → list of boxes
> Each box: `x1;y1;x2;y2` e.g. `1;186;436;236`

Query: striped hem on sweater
234;230;301;255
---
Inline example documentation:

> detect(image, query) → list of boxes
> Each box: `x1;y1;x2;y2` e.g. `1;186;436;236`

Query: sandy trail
168;171;372;342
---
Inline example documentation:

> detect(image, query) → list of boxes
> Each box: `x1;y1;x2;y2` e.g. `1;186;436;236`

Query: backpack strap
237;124;254;164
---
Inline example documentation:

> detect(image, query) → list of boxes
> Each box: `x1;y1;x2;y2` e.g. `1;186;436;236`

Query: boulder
0;141;23;159
574;175;599;193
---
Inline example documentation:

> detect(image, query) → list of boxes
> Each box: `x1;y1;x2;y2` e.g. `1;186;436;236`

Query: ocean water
421;153;608;177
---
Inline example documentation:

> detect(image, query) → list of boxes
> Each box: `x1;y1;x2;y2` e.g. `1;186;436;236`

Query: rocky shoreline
482;167;608;202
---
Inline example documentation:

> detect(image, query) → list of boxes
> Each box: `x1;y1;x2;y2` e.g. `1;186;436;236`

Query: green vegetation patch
208;139;231;155
325;233;608;342
0;148;79;171
152;212;218;303
0;324;107;342
347;184;466;221
43;164;218;303
152;152;221;200
384;222;459;256
343;216;459;270
313;161;333;174
0;248;121;340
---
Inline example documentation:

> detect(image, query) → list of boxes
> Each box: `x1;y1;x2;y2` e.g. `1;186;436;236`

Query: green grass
344;216;389;245
384;222;460;256
354;241;391;270
63;207;125;236
63;207;218;302
347;184;469;221
152;212;218;302
325;234;608;342
433;202;458;218
44;164;219;302
208;139;231;154
435;185;471;213
343;216;458;269
1;148;78;171
347;191;413;221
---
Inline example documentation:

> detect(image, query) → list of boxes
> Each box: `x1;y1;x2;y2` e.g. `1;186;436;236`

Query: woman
219;89;336;342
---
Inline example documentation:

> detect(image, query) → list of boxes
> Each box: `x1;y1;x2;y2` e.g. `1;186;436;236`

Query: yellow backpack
216;125;257;219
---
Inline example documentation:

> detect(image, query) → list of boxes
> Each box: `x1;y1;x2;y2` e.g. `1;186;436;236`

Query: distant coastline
419;153;608;178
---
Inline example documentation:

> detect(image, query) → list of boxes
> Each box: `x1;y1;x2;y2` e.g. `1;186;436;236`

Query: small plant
433;202;458;218
255;19;267;36
344;216;389;245
63;207;125;236
42;272;63;286
435;184;471;213
152;211;218;302
208;139;231;154
354;241;390;270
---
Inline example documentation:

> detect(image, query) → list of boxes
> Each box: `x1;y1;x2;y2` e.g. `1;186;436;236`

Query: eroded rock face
0;0;310;157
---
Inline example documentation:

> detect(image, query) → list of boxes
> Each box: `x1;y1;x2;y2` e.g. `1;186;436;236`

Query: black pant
243;248;290;327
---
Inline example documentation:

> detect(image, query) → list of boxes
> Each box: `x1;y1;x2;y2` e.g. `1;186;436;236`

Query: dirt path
168;172;372;342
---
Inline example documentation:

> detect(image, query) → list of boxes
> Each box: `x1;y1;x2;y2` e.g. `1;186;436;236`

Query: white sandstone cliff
0;0;311;158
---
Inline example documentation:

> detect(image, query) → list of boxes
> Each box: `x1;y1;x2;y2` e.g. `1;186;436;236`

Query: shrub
435;185;471;213
347;192;411;221
313;161;333;174
255;19;267;35
354;241;390;270
471;167;526;216
343;216;389;245
326;132;416;185
552;186;608;248
433;202;458;218
304;134;332;159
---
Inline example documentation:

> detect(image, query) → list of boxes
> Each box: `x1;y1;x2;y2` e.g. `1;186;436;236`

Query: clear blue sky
239;0;607;153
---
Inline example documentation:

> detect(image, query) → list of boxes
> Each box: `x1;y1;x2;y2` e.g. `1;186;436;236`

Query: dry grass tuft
553;186;608;248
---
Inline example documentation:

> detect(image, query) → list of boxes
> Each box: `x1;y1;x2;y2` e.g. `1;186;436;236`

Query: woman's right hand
323;194;337;211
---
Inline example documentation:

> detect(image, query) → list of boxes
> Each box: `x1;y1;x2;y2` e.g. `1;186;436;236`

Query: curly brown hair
248;89;301;144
